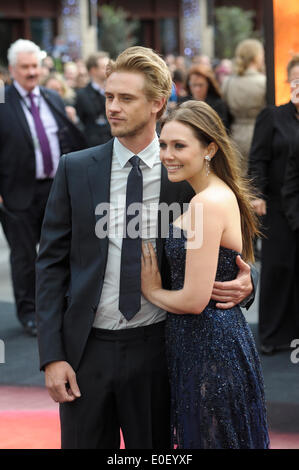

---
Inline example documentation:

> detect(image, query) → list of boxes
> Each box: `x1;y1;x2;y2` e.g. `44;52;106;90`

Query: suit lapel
156;164;169;267
87;139;113;214
8;85;34;148
87;139;114;258
40;87;66;123
158;164;169;206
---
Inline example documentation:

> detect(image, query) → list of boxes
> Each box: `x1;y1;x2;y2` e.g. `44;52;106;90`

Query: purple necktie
28;92;53;177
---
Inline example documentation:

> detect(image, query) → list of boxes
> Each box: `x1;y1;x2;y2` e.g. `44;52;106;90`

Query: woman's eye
159;143;166;149
175;143;185;149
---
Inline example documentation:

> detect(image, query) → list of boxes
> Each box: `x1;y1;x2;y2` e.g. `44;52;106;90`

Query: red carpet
0;386;60;449
0;410;60;449
0;386;298;449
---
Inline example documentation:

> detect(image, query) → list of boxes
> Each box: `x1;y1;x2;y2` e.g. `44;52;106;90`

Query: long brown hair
186;64;222;99
162;100;260;262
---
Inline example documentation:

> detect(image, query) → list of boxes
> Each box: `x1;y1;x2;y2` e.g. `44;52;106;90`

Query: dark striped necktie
119;155;143;320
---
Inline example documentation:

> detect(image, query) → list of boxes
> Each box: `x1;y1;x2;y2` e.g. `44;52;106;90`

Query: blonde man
0;39;85;336
36;47;255;449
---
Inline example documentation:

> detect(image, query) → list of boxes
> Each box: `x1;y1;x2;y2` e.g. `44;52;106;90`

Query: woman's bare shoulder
190;180;238;211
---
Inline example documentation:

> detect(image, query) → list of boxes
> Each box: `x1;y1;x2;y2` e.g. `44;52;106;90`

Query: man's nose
108;98;121;112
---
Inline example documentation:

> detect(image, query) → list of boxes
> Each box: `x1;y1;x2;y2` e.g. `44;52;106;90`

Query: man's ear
152;97;166;115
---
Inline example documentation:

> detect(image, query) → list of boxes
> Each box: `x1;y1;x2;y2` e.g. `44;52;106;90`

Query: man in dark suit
0;39;86;336
75;52;111;147
282;138;299;233
36;47;256;449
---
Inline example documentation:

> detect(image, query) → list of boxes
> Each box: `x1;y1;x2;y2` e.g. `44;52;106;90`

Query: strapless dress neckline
170;222;241;257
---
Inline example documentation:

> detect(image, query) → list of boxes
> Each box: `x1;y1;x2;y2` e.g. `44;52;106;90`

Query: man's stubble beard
110;115;150;138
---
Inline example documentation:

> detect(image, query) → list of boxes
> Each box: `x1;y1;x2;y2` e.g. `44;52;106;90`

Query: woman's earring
204;155;211;176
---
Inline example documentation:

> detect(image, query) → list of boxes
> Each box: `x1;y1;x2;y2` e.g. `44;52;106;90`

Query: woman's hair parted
105;46;173;119
162;100;260;262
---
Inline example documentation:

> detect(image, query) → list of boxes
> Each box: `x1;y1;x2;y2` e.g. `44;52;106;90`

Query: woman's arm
141;196;224;315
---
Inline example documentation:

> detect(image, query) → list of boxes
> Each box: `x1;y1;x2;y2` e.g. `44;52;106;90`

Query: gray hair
7;39;43;66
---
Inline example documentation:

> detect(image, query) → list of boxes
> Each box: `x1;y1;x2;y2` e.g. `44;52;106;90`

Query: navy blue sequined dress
165;224;270;449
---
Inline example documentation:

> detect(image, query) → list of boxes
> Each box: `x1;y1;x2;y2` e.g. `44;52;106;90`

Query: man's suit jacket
36;139;258;372
75;83;112;147
0;84;87;211
36;139;194;371
282;140;299;232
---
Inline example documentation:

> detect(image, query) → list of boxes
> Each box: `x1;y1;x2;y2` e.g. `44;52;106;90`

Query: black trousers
259;208;299;346
60;321;171;449
1;179;52;324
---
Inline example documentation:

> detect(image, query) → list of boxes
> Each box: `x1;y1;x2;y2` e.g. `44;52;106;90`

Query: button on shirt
93;135;166;329
14;81;60;179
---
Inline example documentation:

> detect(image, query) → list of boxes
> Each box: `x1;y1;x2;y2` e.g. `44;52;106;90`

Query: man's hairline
10;51;41;68
105;70;155;101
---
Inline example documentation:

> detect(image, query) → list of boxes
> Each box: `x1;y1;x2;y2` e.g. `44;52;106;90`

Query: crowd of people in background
0;43;264;151
1;38;299;357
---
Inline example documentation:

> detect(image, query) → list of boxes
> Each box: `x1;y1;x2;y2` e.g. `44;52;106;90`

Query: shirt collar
114;134;160;169
14;81;40;99
91;81;105;95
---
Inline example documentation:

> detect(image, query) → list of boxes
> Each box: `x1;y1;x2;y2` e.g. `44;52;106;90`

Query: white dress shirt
93;135;167;329
14;81;61;179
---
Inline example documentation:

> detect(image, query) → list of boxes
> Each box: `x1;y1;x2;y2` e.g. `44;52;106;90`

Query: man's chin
110;120;148;139
111;129;127;138
110;127;134;138
24;81;39;92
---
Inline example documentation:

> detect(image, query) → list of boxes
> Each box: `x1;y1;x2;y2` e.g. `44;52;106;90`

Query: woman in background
180;64;232;132
249;54;299;355
43;72;79;124
222;39;266;176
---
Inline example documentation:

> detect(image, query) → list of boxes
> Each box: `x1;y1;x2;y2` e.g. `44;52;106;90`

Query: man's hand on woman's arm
211;255;253;309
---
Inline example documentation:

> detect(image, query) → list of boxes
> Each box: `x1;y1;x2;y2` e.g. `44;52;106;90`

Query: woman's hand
141;242;162;301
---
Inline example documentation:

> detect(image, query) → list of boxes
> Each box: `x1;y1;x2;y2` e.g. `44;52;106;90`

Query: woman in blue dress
141;100;269;449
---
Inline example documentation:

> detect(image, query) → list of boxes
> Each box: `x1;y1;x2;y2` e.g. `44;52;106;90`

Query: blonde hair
106;46;173;119
162;100;260;262
42;72;75;102
234;39;264;76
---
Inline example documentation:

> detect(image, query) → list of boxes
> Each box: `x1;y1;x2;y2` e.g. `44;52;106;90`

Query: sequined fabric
165;224;270;449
